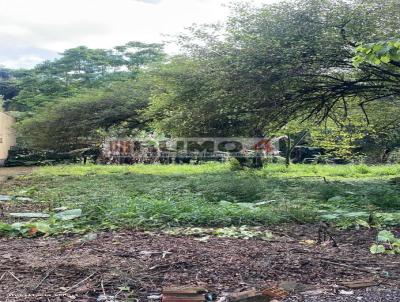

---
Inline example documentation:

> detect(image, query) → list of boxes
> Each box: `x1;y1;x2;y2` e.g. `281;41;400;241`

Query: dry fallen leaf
28;227;38;236
299;239;317;245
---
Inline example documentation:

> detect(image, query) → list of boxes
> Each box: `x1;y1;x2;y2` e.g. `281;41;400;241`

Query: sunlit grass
34;162;229;176
1;163;399;234
34;162;400;178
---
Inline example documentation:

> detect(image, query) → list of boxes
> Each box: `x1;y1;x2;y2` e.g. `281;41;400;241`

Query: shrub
263;156;286;165
388;149;400;164
227;158;243;171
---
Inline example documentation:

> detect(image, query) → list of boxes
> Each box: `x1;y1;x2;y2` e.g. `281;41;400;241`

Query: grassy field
1;163;400;235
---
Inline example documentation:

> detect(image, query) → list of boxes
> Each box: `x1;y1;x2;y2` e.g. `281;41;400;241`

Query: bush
388;149;400;164
263;156;286;165
227;158;244;171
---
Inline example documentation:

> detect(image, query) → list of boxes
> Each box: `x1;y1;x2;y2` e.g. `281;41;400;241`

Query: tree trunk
285;135;291;167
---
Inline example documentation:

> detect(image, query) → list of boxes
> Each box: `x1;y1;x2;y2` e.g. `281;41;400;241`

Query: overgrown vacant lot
1;163;400;234
1;164;400;301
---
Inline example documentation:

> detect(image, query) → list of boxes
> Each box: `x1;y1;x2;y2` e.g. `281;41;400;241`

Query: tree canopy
162;0;399;129
6;41;165;112
3;0;400;162
17;79;152;152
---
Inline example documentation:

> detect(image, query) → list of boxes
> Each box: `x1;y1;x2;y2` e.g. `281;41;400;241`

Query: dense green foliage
2;0;400;162
354;39;400;66
0;68;19;103
147;0;400;134
0;163;399;236
17;79;152;152
3;42;164;112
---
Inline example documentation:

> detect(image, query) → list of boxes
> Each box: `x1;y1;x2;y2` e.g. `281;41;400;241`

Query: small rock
16;197;33;202
9;212;50;218
339;290;354;295
148;295;162;300
97;295;119;302
82;233;98;241
302;289;326;296
279;281;310;292
0;195;12;201
54;206;69;211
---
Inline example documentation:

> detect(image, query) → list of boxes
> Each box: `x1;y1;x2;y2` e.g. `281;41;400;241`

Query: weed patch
0;163;399;236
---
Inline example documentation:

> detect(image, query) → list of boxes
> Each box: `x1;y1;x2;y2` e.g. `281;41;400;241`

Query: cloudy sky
0;0;275;69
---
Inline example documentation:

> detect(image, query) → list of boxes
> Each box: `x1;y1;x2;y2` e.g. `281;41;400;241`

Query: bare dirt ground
0;227;399;302
0;167;33;184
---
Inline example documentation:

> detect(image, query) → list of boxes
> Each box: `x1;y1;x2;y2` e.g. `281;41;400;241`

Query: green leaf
321;214;339;220
380;55;391;63
373;58;381;65
10;222;24;231
236;202;255;209
370;244;386;254
377;230;396;242
219;200;232;206
355;219;370;228
0;223;13;233
372;44;383;52
327;196;344;202
28;222;51;234
55;209;82;221
343;211;369;218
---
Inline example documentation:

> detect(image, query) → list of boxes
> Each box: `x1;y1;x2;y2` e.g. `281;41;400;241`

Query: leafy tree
17;79;152;152
353;39;400;66
151;0;400;136
146;57;257;137
0;67;19;109
7;0;400;163
7;42;165;112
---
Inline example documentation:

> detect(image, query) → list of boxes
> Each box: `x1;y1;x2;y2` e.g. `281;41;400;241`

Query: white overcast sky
0;0;277;69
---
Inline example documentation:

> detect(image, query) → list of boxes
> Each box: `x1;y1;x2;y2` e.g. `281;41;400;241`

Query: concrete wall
0;112;16;165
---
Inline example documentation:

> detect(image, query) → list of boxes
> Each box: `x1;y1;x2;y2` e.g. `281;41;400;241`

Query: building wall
0;112;16;165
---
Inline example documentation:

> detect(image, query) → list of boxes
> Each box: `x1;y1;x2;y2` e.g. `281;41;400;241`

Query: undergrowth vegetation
0;163;399;236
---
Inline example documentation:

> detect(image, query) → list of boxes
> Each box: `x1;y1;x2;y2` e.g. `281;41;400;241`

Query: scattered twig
319;256;376;266
8;271;21;282
33;270;54;291
320;259;377;274
101;278;106;296
149;260;188;271
63;272;97;293
32;241;86;291
317;222;338;247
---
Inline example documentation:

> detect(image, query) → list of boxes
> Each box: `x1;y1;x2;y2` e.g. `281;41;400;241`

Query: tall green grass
34;162;400;178
1;163;399;233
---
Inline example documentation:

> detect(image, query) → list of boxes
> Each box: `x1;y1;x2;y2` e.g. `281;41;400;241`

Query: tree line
1;0;400;163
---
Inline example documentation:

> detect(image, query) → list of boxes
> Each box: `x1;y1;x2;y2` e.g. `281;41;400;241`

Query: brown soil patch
0;167;33;184
0;226;399;302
